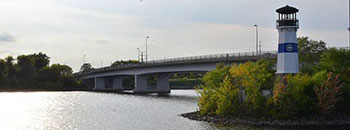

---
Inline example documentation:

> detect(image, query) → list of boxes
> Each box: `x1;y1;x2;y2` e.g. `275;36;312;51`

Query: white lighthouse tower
276;5;299;74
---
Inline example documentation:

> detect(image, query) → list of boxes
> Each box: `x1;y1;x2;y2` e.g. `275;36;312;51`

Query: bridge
77;51;277;94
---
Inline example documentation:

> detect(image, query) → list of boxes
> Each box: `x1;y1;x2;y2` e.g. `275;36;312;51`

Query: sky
0;0;348;72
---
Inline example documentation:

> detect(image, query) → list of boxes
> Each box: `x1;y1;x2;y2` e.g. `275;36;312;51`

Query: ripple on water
0;90;336;130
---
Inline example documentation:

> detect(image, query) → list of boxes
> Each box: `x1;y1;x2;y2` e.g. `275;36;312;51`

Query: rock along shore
181;111;350;128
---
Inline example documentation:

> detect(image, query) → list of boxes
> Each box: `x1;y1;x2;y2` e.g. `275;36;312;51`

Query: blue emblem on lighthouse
278;43;298;53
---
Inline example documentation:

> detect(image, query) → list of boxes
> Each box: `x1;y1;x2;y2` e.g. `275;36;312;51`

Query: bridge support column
156;73;170;93
94;77;105;90
134;74;170;94
112;77;124;91
134;75;148;93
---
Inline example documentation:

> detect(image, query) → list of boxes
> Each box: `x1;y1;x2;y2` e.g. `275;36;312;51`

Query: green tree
80;63;94;72
4;56;17;78
31;53;50;70
38;64;77;89
198;63;230;114
111;60;139;67
0;59;5;88
17;55;37;88
319;48;350;114
298;37;327;74
319;48;350;82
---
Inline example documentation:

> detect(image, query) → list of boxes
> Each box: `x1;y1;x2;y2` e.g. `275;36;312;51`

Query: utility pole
254;25;259;55
145;36;150;62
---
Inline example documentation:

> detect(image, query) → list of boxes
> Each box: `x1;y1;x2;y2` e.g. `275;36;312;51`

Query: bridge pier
94;77;105;90
93;76;124;91
133;73;170;94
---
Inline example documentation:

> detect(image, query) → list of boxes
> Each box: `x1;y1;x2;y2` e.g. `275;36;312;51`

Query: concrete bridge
77;51;277;94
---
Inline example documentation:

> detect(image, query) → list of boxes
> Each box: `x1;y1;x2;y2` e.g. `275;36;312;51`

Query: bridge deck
78;51;277;76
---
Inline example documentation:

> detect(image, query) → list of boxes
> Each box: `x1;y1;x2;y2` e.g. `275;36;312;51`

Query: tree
298;37;327;74
0;60;5;85
319;48;350;82
4;56;16;78
31;53;50;70
17;55;37;88
111;60;139;67
80;63;94;72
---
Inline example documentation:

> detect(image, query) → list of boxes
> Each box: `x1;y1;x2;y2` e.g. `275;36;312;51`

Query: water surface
0;90;338;130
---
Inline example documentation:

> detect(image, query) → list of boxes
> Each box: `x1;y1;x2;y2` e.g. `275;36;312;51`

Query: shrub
202;63;230;89
267;76;298;119
229;61;273;116
314;73;344;116
198;87;218;115
215;75;240;115
312;70;327;87
198;63;230;115
286;74;314;116
339;84;350;114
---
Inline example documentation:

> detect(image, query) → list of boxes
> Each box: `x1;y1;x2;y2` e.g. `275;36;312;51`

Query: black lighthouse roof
276;5;299;14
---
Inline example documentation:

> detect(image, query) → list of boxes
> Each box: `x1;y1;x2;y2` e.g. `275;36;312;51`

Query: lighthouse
276;5;299;74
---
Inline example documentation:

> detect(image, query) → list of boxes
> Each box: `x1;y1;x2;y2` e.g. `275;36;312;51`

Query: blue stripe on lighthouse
278;43;298;53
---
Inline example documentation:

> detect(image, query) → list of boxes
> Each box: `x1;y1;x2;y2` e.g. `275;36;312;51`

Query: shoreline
181;111;350;128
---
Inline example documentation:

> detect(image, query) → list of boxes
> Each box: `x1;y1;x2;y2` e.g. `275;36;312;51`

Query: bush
339;84;350;115
286;74;314;116
267;77;298;119
215;76;240;115
312;70;327;87
202;63;230;89
229;62;269;116
198;87;218;115
266;74;314;119
314;73;344;116
198;60;274;116
198;63;230;115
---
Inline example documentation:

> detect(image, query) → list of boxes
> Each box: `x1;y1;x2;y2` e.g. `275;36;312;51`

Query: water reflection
0;90;342;130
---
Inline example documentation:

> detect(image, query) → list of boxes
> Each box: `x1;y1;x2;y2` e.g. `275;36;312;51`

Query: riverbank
181;111;350;128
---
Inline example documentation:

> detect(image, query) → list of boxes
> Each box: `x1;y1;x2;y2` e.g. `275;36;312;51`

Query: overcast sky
0;0;348;71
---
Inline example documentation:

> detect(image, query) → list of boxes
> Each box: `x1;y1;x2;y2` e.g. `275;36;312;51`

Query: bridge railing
144;51;277;64
80;50;278;74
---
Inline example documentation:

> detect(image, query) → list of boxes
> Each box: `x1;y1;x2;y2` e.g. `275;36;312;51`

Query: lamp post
137;48;140;62
348;0;350;48
259;41;262;55
145;36;150;62
83;55;86;64
254;25;259;55
141;51;144;63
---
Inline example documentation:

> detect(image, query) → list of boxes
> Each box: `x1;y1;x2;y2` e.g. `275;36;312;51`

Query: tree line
0;53;81;91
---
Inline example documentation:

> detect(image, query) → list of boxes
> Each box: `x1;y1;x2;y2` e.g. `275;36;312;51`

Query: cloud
96;40;109;44
0;33;15;43
0;50;18;56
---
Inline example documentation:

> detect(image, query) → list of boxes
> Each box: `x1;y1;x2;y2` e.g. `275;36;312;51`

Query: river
0;90;336;130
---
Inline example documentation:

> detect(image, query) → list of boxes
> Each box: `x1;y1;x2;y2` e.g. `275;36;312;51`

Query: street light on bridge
145;36;150;62
254;25;259;56
137;48;140;62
